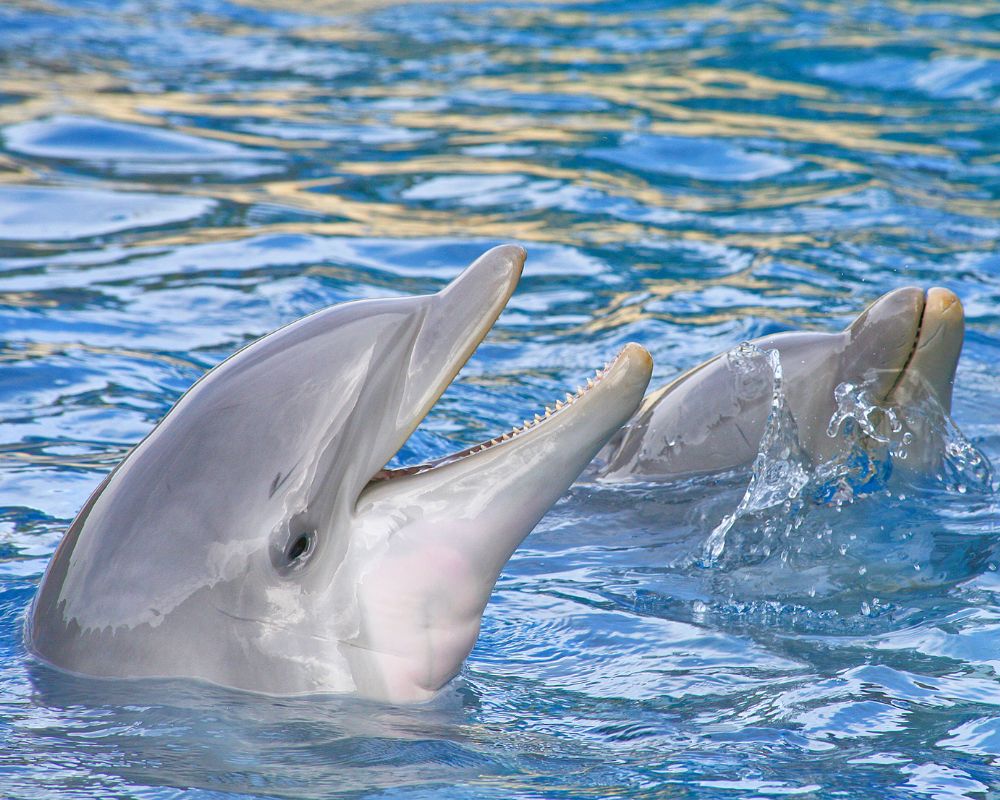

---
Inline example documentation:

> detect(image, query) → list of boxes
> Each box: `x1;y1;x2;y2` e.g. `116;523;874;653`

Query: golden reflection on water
0;0;995;334
577;265;826;336
0;441;132;470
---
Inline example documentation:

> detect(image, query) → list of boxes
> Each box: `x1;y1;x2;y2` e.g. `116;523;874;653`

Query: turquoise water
2;0;1000;797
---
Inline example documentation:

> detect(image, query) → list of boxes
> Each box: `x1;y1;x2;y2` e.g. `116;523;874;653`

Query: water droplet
826;380;892;443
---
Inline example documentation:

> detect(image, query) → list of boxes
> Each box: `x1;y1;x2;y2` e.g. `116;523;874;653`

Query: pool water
2;1;1000;797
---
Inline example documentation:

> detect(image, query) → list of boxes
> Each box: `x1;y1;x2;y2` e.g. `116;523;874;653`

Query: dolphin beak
361;340;652;548
843;286;925;402
402;245;525;428
345;307;651;703
842;286;965;412
889;287;964;411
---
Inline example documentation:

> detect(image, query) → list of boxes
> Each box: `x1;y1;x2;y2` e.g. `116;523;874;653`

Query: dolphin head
597;286;962;481
28;245;652;702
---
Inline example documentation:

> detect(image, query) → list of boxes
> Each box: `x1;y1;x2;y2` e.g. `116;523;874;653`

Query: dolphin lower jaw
368;344;643;485
337;343;652;702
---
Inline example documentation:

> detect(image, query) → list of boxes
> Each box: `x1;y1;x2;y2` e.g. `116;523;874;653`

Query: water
2;0;1000;797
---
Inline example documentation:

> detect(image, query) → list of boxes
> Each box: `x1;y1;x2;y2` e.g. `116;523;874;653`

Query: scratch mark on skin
269;463;298;498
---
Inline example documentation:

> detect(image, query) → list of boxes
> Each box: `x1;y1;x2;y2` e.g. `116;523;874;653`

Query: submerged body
597;287;963;482
28;245;652;703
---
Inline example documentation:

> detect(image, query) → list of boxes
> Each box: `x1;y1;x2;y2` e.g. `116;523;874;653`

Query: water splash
702;356;996;570
703;343;810;565
826;381;900;444
938;419;994;494
811;381;896;507
886;391;994;495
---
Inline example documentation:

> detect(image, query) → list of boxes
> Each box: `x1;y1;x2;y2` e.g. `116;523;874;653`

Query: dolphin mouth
369;345;639;483
369;344;643;484
883;289;928;402
885;286;963;409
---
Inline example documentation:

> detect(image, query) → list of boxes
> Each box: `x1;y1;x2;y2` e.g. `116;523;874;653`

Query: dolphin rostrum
596;287;962;482
28;245;653;703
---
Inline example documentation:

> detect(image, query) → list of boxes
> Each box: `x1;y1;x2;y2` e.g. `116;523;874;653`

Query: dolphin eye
285;531;313;563
270;515;317;573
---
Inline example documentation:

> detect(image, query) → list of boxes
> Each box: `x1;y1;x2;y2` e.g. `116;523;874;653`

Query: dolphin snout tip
607;342;654;394
440;244;526;311
888;286;964;412
620;341;653;372
477;243;527;283
880;285;925;317
925;287;963;321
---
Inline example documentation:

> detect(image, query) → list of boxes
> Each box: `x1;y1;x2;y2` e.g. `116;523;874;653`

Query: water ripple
2;0;1000;797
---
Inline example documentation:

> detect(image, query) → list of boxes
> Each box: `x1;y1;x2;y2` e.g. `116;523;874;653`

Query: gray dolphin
28;245;653;703
596;287;963;482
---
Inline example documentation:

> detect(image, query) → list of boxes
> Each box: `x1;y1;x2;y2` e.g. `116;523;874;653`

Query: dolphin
596;287;963;482
27;245;653;703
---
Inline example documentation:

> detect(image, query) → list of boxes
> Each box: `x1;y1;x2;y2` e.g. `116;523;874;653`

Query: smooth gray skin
597;287;963;482
27;244;653;702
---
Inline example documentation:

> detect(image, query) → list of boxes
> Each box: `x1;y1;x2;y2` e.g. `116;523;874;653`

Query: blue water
2;0;1000;797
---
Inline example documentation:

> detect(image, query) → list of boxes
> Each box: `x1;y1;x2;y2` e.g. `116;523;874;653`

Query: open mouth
369;344;640;484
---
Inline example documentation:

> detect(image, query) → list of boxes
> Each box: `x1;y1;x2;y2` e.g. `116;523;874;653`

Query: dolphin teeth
466;354;620;463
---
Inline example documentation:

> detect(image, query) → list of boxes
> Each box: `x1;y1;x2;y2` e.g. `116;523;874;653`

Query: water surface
2;1;1000;798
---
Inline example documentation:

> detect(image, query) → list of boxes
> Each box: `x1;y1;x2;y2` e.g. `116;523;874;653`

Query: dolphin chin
27;245;653;703
596;287;962;483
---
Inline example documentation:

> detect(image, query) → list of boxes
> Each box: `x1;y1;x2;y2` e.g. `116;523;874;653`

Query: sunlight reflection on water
1;0;1000;797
